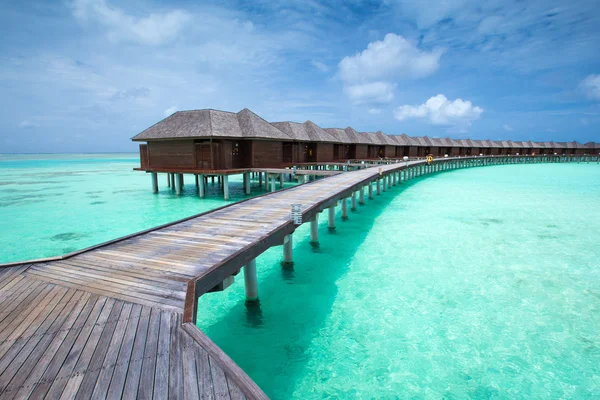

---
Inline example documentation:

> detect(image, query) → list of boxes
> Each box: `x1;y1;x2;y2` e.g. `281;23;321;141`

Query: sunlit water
196;163;600;399
0;153;293;263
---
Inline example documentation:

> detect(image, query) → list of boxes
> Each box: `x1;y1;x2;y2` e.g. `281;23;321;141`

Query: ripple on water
196;164;600;399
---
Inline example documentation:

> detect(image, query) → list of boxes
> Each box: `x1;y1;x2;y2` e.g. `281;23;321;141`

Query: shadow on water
196;175;426;399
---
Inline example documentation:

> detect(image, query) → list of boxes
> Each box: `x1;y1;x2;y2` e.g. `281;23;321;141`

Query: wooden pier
0;155;597;399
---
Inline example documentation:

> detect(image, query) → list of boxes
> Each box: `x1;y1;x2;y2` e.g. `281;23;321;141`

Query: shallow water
0;153;294;263
196;163;600;399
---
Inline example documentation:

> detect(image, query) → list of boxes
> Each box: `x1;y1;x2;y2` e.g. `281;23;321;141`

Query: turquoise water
0;153;294;263
196;163;600;399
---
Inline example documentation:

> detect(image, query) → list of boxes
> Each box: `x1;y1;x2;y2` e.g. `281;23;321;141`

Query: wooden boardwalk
0;155;594;399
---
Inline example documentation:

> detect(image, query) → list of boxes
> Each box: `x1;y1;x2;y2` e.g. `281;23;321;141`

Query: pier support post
351;191;357;211
244;259;258;302
167;173;171;188
244;172;251;195
382;176;387;192
270;175;276;193
223;175;230;200
310;214;319;246
175;174;182;195
377;178;382;195
282;234;293;267
198;174;205;198
151;172;158;193
328;205;336;231
280;173;285;189
393;172;397;186
342;197;348;220
368;182;374;199
258;172;263;187
171;173;176;190
195;174;199;188
359;186;365;205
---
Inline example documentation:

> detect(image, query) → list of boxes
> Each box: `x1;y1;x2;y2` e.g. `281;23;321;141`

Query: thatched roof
356;131;377;145
133;108;599;150
391;134;412;146
343;127;371;144
272;121;339;142
375;131;398;146
429;137;444;147
324;128;354;144
132;108;295;141
237;108;293;140
132;109;238;141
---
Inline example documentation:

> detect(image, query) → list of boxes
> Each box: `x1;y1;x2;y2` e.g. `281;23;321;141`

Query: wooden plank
181;332;200;400
59;297;117;399
137;308;160;400
38;296;107;399
153;310;172;400
182;324;268;400
8;291;92;400
121;305;151;398
89;302;134;399
105;303;142;399
73;300;125;399
168;313;183;400
195;344;214;399
209;355;231;400
0;288;76;394
227;376;247;400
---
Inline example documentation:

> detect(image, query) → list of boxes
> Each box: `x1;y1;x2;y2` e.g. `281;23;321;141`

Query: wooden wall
355;145;368;159
385;146;395;158
252;140;283;167
139;144;149;168
408;147;419;157
148;140;195;169
317;143;334;162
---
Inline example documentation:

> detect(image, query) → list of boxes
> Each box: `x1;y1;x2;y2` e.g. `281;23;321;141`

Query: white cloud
337;33;443;105
71;0;191;46
164;106;177;117
581;74;600;100
344;82;396;105
311;60;329;72
503;124;513;131
18;120;38;129
368;108;382;114
338;33;443;83
580;118;589;126
394;94;483;130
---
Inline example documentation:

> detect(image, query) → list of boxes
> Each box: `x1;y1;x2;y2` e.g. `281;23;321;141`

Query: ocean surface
0;153;292;263
195;163;600;399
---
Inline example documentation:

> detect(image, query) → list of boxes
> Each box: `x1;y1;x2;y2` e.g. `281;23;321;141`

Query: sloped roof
132;109;241;141
237;108;293;140
375;131;398;146
356;131;377;144
553;142;566;149
429;137;444;146
272;121;339;142
304;121;340;142
324;128;353;143
390;134;411;146
450;139;464;147
344;127;371;144
585;142;600;149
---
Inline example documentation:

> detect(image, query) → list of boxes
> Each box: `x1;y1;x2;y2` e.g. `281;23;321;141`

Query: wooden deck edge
182;322;269;400
0;175;325;269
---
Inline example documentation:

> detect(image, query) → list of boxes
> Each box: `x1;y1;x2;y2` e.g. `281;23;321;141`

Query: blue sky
1;0;599;153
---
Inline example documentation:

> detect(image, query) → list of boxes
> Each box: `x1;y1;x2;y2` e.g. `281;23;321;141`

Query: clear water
0;153;293;263
196;163;600;399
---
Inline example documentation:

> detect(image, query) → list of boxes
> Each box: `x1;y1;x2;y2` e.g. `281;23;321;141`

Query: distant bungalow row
133;108;599;172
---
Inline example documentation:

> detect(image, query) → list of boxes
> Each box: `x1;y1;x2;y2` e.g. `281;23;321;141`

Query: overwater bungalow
132;107;597;181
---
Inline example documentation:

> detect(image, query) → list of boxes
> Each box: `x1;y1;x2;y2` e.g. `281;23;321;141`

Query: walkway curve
0;155;596;399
